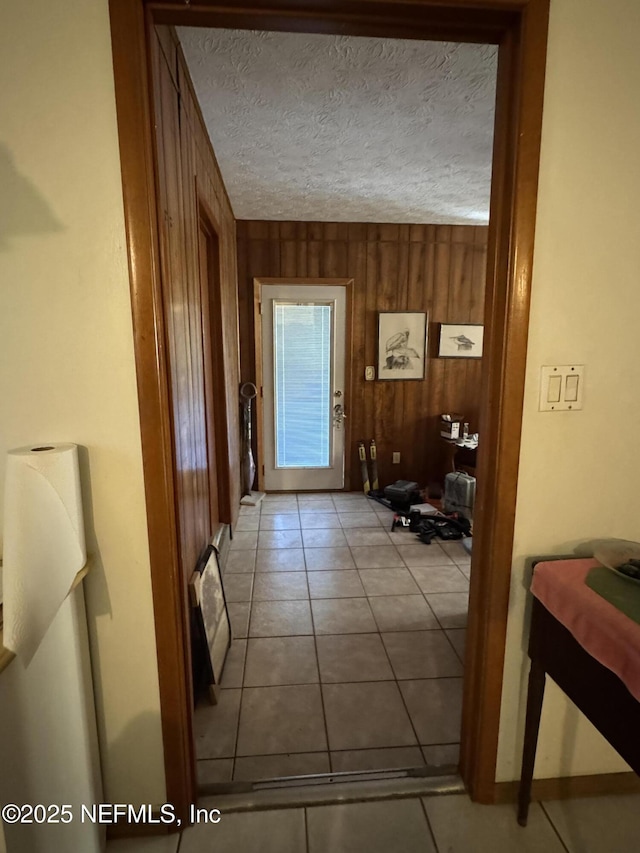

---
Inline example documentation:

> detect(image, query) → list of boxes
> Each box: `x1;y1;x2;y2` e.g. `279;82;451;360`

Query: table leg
517;657;546;826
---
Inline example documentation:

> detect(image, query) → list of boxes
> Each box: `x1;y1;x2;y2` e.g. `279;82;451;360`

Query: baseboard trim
493;772;640;804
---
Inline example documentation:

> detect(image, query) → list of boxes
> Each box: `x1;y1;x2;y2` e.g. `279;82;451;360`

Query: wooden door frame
253;277;355;493
197;189;233;524
109;0;549;818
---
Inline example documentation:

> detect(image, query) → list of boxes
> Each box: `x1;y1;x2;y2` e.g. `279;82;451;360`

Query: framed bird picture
438;323;484;358
378;312;427;380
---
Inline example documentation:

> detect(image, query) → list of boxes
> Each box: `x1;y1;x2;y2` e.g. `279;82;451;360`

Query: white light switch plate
539;365;584;411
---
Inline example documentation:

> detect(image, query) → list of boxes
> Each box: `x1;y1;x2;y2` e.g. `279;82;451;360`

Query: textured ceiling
177;28;497;225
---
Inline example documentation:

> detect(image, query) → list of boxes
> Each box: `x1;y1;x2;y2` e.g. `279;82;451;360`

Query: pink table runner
531;558;640;702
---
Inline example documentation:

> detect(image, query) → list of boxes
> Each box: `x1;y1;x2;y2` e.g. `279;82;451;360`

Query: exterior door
260;283;347;491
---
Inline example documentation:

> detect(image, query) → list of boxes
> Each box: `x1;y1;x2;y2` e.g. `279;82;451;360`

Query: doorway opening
109;0;549;821
186;28;491;791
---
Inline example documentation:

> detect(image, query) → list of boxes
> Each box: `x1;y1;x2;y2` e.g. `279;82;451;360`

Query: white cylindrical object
0;586;104;853
3;443;87;663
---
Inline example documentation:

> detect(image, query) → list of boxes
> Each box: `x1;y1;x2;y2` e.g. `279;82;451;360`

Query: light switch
565;374;579;402
547;375;562;403
539;365;585;411
365;366;375;381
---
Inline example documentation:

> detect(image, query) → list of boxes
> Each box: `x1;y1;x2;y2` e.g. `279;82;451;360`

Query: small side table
441;438;477;476
518;559;640;825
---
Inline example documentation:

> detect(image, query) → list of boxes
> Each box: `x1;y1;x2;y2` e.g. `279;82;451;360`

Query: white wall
498;0;640;779
0;0;166;805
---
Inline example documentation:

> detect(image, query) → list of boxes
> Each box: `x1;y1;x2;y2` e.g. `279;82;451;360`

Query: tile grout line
345;524;427;768
227;674;468;690
229;618;249;777
231;502;262;780
420;591;455;633
175;819;185;852
388;647;463;765
314;490;393;772
308;562;333;774
211;743;459;762
419;593;441;629
381;626;427;764
539;800;572;853
441;625;465;667
418;795;443;853
303;802;311;853
379;612;427;766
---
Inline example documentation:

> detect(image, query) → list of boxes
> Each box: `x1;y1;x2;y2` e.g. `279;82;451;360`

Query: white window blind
274;302;332;468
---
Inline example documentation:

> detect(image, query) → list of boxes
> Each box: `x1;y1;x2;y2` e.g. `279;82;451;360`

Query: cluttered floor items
392;510;471;545
357;441;474;549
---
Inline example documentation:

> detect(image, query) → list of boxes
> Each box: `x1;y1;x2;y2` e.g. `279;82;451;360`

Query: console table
518;558;640;825
441;438;478;476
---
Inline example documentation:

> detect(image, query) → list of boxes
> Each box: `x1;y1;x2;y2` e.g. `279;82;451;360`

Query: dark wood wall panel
152;27;241;582
181;50;242;522
237;220;487;489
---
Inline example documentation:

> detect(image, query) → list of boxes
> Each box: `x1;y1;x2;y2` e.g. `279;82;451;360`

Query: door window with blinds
274;301;333;468
260;283;347;491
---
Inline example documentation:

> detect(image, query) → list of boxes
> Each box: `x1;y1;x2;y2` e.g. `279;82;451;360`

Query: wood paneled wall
237;221;487;489
151;26;241;580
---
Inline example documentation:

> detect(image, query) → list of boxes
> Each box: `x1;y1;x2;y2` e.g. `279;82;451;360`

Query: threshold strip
197;766;464;813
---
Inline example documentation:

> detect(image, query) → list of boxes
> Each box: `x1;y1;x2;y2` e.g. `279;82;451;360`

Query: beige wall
498;0;640;780
0;0;165;804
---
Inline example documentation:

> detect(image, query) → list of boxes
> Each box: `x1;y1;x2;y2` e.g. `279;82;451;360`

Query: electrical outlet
392;451;401;464
365;366;375;381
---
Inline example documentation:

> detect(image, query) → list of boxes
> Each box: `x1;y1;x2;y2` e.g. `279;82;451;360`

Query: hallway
194;493;470;785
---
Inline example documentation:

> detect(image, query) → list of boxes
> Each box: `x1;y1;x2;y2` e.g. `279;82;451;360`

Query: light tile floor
195;493;471;784
106;791;640;852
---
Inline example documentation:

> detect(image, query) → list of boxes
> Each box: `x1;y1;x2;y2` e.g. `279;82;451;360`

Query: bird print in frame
377;312;427;380
438;323;484;358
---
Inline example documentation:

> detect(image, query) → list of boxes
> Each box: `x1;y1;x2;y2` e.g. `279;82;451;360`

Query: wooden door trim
253;278;265;492
253;276;355;493
109;0;549;814
197;189;233;523
108;0;195;820
460;1;550;802
149;1;517;44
